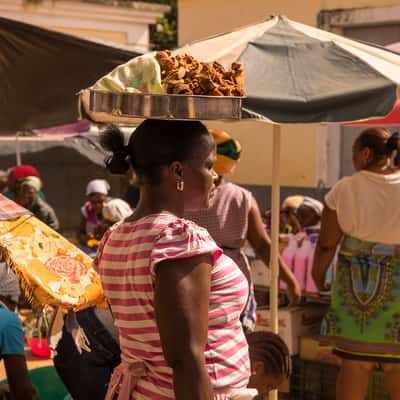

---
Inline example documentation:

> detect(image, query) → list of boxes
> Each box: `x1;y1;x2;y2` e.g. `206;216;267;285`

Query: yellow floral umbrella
0;194;105;310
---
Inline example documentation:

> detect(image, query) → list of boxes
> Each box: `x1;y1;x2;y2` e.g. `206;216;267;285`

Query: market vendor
2;165;45;202
77;179;110;255
0;261;37;400
279;195;304;234
15;176;59;231
296;197;323;230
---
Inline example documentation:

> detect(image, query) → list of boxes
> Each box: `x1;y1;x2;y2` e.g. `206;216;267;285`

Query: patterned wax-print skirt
320;235;400;362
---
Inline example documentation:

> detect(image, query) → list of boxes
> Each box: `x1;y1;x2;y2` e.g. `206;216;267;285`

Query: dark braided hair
247;331;291;378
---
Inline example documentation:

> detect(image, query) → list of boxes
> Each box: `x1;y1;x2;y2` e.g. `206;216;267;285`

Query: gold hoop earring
176;180;184;192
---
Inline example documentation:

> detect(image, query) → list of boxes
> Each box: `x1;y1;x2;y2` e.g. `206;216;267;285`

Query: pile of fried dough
155;51;244;96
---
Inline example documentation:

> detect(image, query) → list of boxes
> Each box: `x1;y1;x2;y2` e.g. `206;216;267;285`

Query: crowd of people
0;123;399;400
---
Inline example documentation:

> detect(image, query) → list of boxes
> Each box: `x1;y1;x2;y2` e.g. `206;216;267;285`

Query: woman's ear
250;359;265;376
169;161;184;180
361;147;372;164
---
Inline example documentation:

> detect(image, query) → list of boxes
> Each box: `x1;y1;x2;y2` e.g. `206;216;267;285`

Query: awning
0;16;141;131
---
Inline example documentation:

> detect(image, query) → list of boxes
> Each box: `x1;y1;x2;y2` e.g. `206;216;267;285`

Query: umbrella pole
269;124;281;400
15;132;22;166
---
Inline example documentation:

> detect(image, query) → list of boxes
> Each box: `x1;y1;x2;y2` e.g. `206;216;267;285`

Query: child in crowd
246;331;291;399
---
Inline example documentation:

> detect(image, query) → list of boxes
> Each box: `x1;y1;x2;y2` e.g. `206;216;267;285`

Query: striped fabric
96;213;250;399
0;194;30;221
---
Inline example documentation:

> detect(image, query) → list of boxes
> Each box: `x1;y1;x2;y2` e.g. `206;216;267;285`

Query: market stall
77;15;400;399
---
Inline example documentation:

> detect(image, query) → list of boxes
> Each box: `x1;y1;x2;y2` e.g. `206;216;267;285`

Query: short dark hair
247;331;291;378
355;127;400;168
100;119;210;184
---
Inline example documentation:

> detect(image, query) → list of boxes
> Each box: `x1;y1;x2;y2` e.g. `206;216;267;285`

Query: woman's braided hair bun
100;124;131;174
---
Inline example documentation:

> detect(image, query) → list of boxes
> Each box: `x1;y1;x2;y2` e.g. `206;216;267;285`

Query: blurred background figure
102;198;132;225
2;165;45;202
15;176;59;231
279;195;304;234
0;170;8;193
0;260;38;400
296;197;323;231
77;179;110;255
247;331;291;399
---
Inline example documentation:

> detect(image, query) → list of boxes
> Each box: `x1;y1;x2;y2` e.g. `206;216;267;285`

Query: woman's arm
247;197;301;307
312;206;342;290
155;254;213;400
4;355;38;400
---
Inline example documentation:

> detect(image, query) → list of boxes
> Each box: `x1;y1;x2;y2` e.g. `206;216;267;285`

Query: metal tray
88;89;243;121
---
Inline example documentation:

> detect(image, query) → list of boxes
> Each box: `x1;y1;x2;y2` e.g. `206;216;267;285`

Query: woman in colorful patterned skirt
313;127;400;400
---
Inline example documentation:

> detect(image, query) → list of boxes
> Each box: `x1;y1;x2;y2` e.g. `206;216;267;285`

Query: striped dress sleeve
150;219;222;275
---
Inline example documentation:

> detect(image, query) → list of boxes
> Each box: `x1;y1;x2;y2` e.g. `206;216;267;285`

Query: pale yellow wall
179;0;400;44
204;121;316;186
179;0;398;187
44;25;128;45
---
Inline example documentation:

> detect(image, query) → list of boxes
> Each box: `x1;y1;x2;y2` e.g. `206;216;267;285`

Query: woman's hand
286;278;302;308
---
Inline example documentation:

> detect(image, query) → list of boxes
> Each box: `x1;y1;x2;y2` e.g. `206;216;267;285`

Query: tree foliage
140;0;177;50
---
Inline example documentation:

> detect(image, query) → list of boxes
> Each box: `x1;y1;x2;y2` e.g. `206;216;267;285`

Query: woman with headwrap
0;260;38;400
184;130;301;332
2;165;45;202
15;176;59;231
77;179;110;254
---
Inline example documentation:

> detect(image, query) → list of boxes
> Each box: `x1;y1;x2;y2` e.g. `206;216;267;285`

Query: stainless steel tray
88;89;243;121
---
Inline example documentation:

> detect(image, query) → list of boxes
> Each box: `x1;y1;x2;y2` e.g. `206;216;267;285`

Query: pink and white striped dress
95;213;250;399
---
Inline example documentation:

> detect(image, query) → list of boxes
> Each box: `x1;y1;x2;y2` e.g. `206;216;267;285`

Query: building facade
0;0;168;52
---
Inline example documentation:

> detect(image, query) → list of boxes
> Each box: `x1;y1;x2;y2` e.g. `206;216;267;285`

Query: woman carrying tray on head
96;120;255;399
313;128;400;400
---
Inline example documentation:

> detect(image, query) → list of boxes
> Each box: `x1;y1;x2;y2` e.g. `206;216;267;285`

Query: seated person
102;198;132;225
2;165;45;202
0;261;37;400
246;331;291;399
53;197;132;400
15;177;59;231
77;179;110;254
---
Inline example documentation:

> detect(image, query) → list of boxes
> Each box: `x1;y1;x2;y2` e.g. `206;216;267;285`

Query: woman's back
326;170;400;244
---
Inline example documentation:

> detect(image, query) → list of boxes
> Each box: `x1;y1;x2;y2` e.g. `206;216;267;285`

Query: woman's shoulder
112;212;211;239
218;181;253;204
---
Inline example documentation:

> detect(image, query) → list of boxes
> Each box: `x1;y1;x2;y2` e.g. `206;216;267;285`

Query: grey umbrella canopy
240;18;396;122
176;15;400;123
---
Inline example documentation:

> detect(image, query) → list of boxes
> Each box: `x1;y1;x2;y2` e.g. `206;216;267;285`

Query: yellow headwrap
209;129;242;175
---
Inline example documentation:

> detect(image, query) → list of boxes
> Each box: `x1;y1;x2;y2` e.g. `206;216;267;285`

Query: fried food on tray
155;51;244;96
